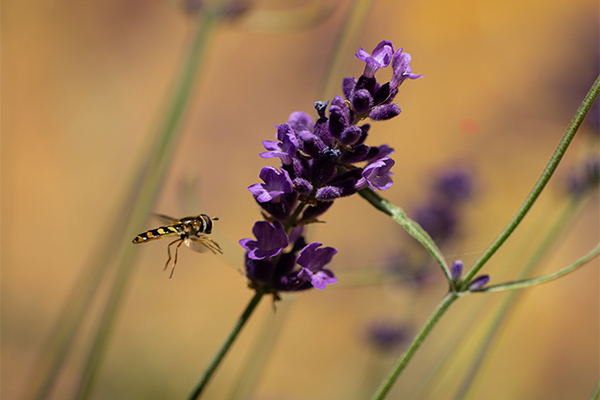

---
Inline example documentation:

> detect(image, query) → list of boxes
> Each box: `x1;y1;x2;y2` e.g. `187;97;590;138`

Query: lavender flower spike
248;167;293;203
296;242;338;290
239;221;289;260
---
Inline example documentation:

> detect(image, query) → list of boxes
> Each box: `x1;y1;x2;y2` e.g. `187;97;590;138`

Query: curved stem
187;290;265;400
72;9;223;400
461;74;600;286
469;242;600;294
358;188;451;281
369;292;457;400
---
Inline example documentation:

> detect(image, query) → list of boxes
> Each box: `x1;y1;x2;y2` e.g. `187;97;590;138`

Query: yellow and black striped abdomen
132;225;184;244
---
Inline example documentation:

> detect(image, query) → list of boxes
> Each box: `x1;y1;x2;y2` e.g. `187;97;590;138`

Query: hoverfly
132;214;222;278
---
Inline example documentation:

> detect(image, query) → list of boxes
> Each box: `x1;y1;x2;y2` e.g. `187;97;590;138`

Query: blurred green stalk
453;193;595;400
26;8;223;400
462;75;600;285
187;290;265;400
368;75;600;400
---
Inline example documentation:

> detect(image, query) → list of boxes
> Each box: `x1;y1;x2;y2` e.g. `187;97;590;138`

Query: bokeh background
3;0;599;399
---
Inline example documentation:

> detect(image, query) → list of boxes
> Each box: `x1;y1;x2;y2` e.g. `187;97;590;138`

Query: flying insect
132;214;222;278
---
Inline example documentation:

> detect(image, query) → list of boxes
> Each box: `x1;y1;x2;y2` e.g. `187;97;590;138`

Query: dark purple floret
244;256;275;284
339;144;371;164
351;89;374;114
329;104;351;139
239;221;289;260
295;242;338;290
369;104;402;121
248;167;294;203
342;77;357;99
467;275;490;291
299;201;334;222
287;111;315;133
315;185;343;201
339;125;364;146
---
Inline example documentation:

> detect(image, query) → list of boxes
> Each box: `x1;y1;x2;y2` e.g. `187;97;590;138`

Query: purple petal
307;269;338;290
240;221;289;260
296;242;338;271
248;167;293;203
359;157;395;191
391;50;423;88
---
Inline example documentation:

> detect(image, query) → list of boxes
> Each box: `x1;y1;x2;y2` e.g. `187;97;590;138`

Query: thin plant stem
369;292;458;400
72;9;223;400
452;194;592;399
187;290;265;400
461;75;600;286
226;298;295;400
590;379;600;400
317;0;374;100
358;188;451;282
468;242;600;294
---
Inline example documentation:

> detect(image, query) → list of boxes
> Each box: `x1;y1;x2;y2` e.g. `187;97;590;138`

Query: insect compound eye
201;214;213;234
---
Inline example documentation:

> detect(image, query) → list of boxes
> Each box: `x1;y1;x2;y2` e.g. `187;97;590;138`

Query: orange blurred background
3;0;598;399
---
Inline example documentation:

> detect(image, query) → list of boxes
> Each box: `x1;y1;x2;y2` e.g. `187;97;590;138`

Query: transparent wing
154;213;178;224
184;234;223;255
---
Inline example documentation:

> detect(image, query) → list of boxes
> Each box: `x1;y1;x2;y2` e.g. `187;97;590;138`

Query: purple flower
248;167;293;203
239;221;289;260
468;275;490;291
369;103;402;121
390;49;424;88
433;168;474;203
260;126;298;165
450;260;463;282
365;321;410;352
355;41;394;78
287;111;315;133
296;242;338;289
413;203;457;244
356;157;395;191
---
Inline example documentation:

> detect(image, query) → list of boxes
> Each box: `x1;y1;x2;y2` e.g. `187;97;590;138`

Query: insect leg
169;239;186;278
165;239;184;277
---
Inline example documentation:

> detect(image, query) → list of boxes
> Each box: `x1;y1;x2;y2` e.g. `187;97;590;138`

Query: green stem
369;292;458;400
468;242;600;294
452;194;592;399
590;378;600;400
317;0;374;100
187;290;265;400
358;188;451;281
461;74;600;286
72;9;222;400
